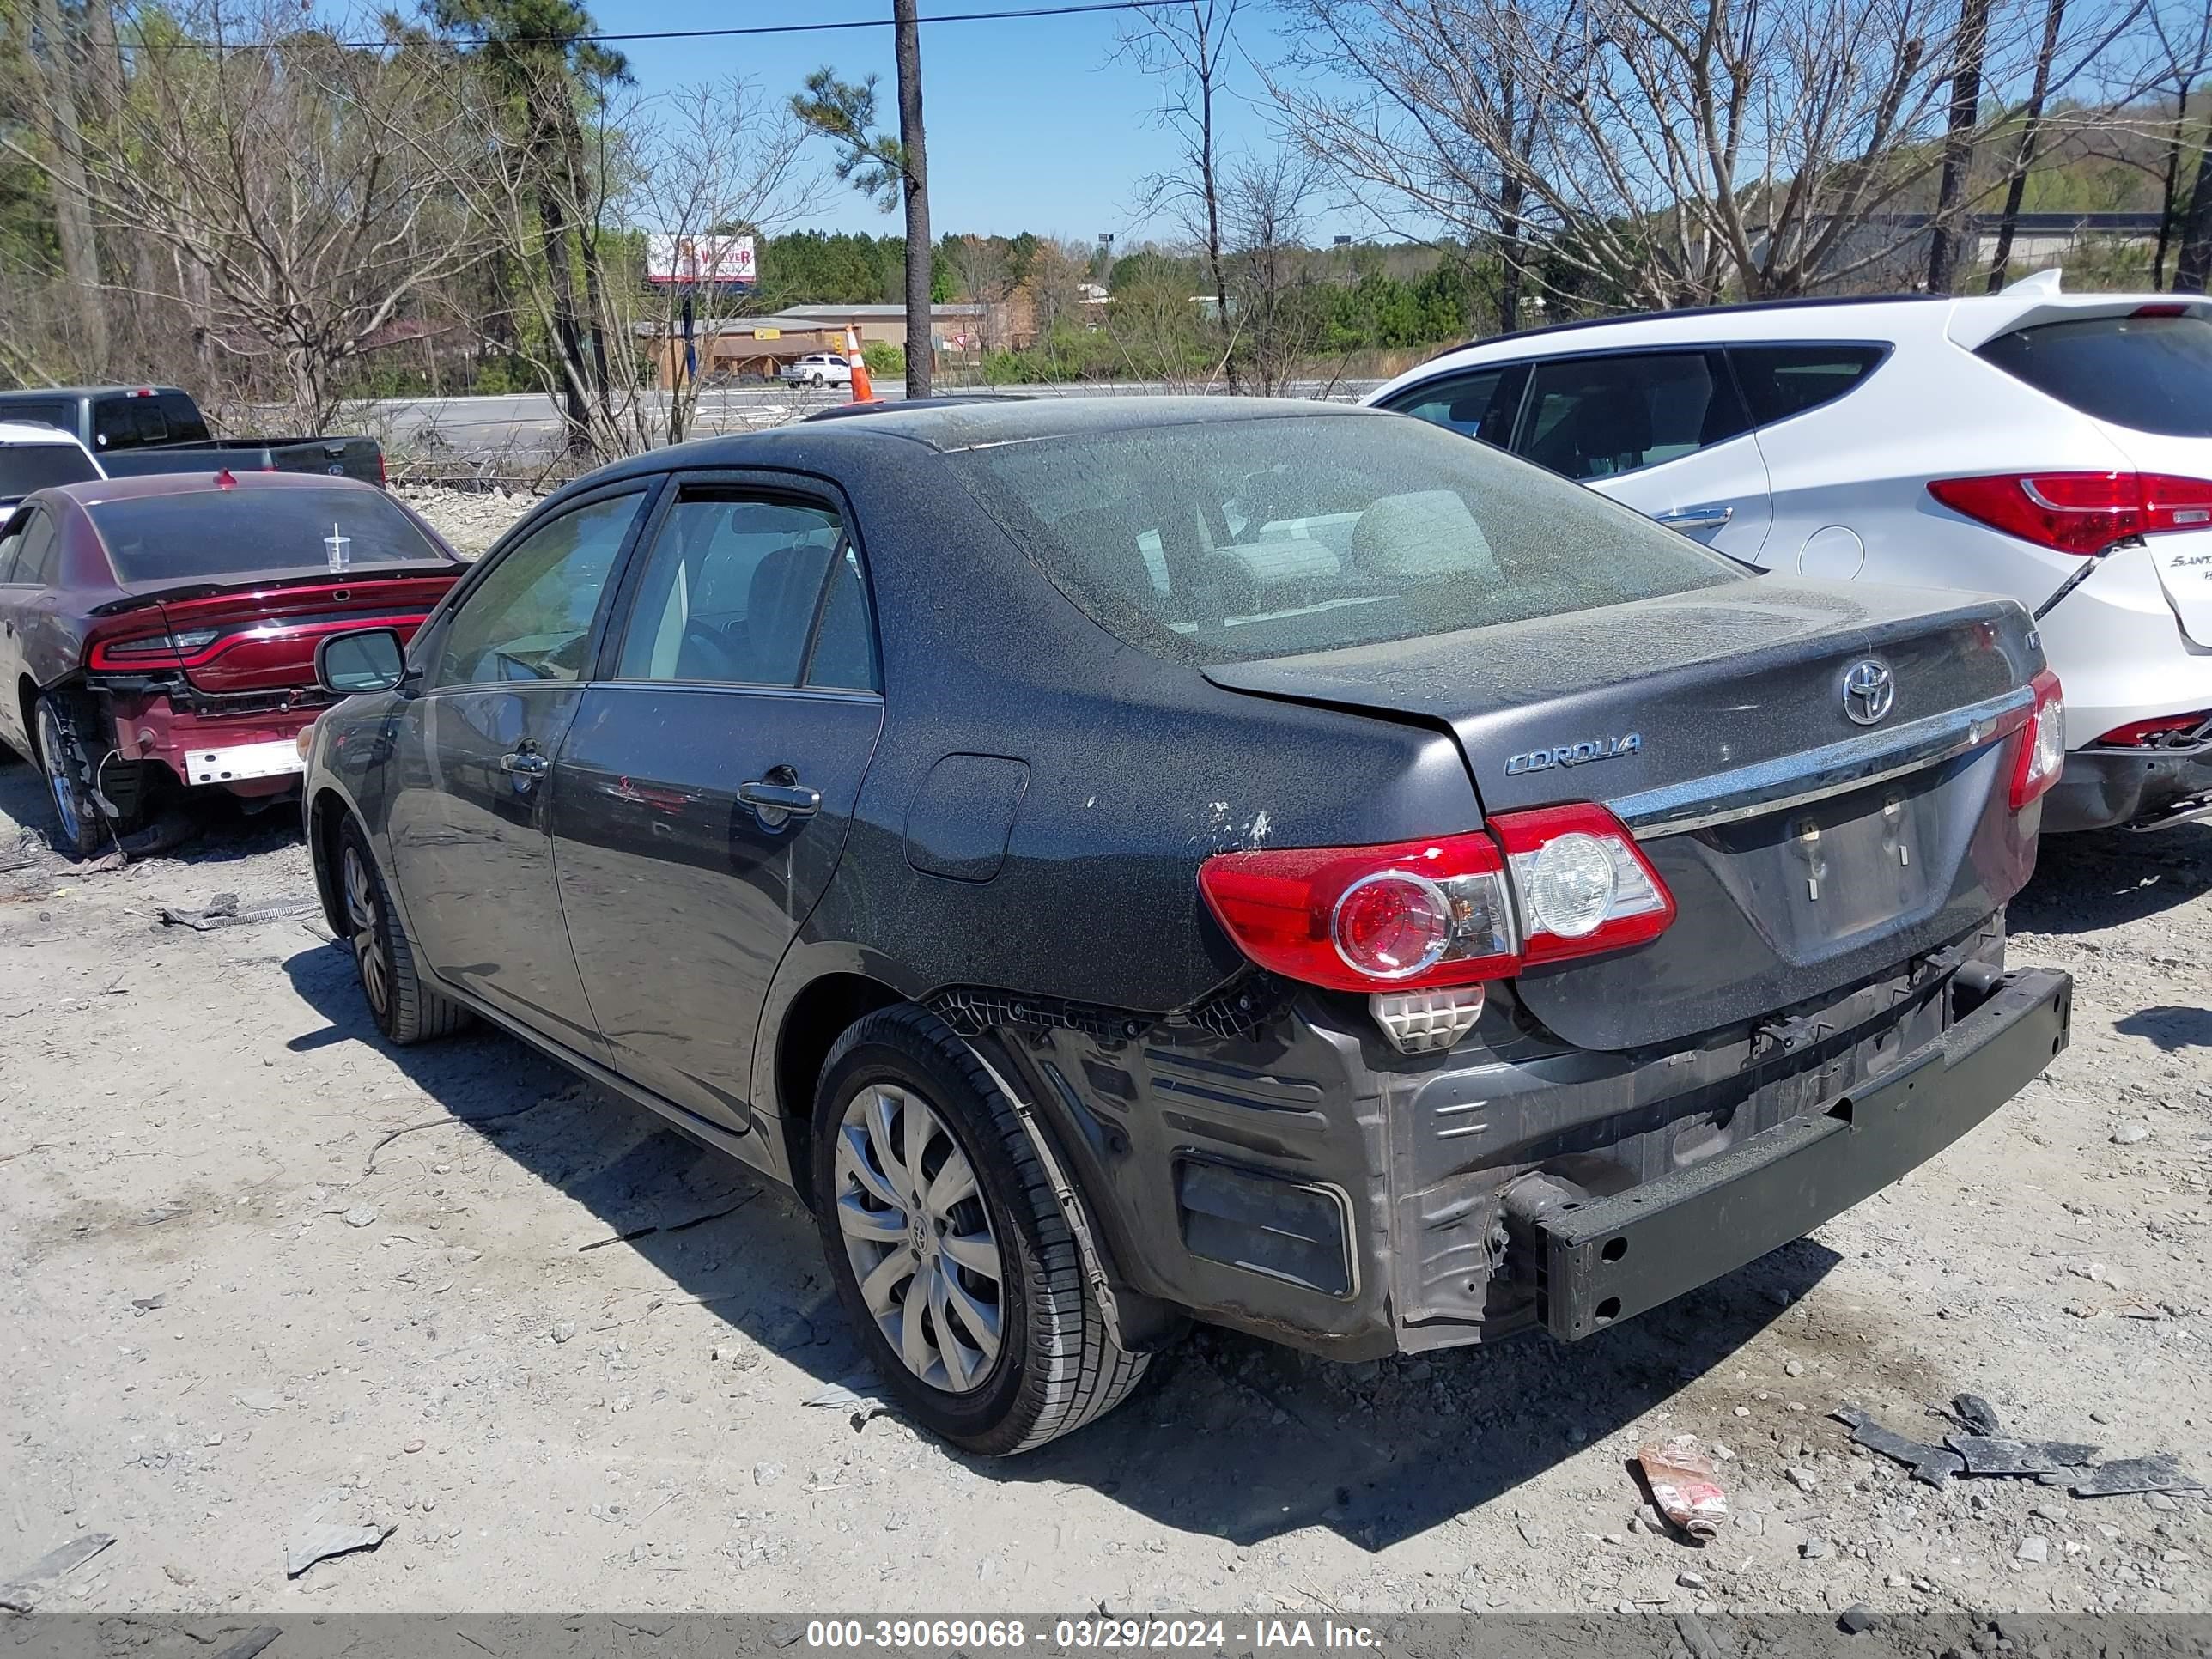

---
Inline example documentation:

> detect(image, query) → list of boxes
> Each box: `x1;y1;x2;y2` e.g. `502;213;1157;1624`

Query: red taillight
1487;802;1676;966
1196;804;1674;992
1929;471;2212;555
1197;832;1516;992
2134;303;2190;319
378;452;388;489
2011;669;2066;811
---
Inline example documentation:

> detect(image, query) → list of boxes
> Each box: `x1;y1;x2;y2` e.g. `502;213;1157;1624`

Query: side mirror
316;627;408;695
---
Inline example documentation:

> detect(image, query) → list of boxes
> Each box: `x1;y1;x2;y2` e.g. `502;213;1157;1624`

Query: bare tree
1273;0;2065;308
943;234;1016;351
1119;0;1243;387
1928;0;1994;292
24;0;105;362
3;1;491;428
2135;0;2212;288
1221;148;1328;392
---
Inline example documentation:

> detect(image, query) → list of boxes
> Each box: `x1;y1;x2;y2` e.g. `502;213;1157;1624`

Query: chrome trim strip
1613;684;2035;838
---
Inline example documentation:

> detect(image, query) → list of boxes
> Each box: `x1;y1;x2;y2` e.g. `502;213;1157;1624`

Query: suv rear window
87;488;454;583
950;412;1743;664
1978;313;2212;438
0;443;99;498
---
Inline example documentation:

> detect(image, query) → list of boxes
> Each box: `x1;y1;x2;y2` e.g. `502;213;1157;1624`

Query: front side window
432;492;643;688
615;494;855;685
1382;366;1521;447
1978;313;2212;439
1729;343;1887;427
0;509;33;582
1516;350;1749;481
951;410;1743;665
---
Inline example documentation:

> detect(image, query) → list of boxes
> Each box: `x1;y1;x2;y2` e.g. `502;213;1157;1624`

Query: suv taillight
2012;669;2066;810
1929;471;2212;556
1196;804;1673;993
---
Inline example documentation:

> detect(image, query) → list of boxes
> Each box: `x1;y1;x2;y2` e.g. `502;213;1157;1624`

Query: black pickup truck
0;386;384;488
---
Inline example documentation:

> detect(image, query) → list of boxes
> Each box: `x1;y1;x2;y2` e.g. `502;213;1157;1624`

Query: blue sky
592;2;1303;243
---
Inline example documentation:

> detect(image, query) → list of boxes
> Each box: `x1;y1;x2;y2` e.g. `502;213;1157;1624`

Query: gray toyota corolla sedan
301;398;2071;1454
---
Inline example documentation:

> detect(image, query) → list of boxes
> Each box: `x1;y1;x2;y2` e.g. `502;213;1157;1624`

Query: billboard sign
647;233;756;288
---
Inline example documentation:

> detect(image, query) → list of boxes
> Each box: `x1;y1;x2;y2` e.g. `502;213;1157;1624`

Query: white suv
1366;276;2212;832
778;353;854;389
0;420;102;529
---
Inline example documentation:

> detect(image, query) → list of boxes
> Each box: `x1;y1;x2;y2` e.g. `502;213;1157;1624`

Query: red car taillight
2011;669;2066;811
1196;804;1673;993
1929;471;2212;556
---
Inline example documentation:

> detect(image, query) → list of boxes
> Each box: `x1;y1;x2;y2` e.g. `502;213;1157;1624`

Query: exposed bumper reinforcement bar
1531;966;2072;1341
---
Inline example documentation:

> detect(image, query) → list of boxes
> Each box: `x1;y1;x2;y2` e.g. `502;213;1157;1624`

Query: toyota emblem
1842;659;1895;726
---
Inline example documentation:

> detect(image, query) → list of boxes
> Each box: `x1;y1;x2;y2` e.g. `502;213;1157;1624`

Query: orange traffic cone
846;326;877;404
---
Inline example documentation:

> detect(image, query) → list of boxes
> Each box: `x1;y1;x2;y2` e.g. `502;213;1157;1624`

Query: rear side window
1380;365;1522;446
1516;350;1750;481
85;488;453;583
0;399;75;434
0;442;99;497
1978;313;2212;438
14;511;60;586
951;412;1742;665
1729;344;1887;426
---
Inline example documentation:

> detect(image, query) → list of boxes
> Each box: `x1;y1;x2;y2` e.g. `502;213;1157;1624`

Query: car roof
761;392;1370;453
0;384;190;399
0;420;88;446
49;471;391;507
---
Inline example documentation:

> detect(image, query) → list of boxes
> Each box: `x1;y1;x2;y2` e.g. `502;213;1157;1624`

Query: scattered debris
1951;1392;2002;1436
284;1518;396;1578
341;1205;379;1229
129;1292;167;1314
212;1629;282;1659
234;1389;289;1413
1948;1436;2100;1475
0;1532;115;1613
364;1102;544;1174
551;1322;577;1345
805;1376;887;1412
1838;1605;1878;1635
159;896;320;932
2110;1121;2151;1146
1801;1535;1832;1560
2016;1535;2051;1565
1833;1407;1965;1486
575;1192;757;1253
2070;1455;2208;1498
1636;1435;1727;1539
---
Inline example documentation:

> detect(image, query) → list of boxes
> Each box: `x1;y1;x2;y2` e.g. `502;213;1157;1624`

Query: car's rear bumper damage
2045;738;2212;831
970;939;2070;1362
89;680;325;802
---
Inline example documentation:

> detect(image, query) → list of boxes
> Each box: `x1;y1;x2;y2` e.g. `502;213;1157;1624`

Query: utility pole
894;0;933;396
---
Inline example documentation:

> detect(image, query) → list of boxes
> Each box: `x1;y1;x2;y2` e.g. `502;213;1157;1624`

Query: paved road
359;377;1387;462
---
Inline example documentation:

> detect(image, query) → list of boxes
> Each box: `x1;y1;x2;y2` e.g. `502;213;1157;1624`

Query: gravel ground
393;486;541;558
0;763;2206;1620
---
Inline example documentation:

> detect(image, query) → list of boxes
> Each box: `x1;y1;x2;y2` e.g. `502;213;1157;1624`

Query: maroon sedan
0;471;463;856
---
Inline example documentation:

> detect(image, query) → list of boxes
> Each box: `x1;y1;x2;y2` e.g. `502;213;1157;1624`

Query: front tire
811;1006;1150;1455
337;817;470;1045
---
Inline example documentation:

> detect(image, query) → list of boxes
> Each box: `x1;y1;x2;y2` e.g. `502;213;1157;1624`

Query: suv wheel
337;817;470;1045
811;1006;1151;1455
809;372;825;387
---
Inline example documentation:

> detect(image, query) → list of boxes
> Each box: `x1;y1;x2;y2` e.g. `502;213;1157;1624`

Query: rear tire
811;1006;1150;1455
337;817;469;1045
34;693;110;860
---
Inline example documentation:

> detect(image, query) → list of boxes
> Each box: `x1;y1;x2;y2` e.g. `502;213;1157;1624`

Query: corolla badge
1504;733;1643;776
1841;659;1895;726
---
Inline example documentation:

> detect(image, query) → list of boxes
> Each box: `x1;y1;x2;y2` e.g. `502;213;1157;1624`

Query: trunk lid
1203;577;2045;1049
88;569;458;696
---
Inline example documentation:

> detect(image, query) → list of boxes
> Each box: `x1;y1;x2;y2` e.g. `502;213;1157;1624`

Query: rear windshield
1978;313;2212;438
86;488;453;583
0;443;99;498
949;412;1743;663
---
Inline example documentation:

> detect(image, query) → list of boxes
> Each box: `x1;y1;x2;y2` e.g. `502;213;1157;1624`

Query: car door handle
501;750;550;777
738;779;821;817
1654;504;1735;532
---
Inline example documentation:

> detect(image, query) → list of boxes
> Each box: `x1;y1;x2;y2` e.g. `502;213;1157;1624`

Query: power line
132;0;1170;52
